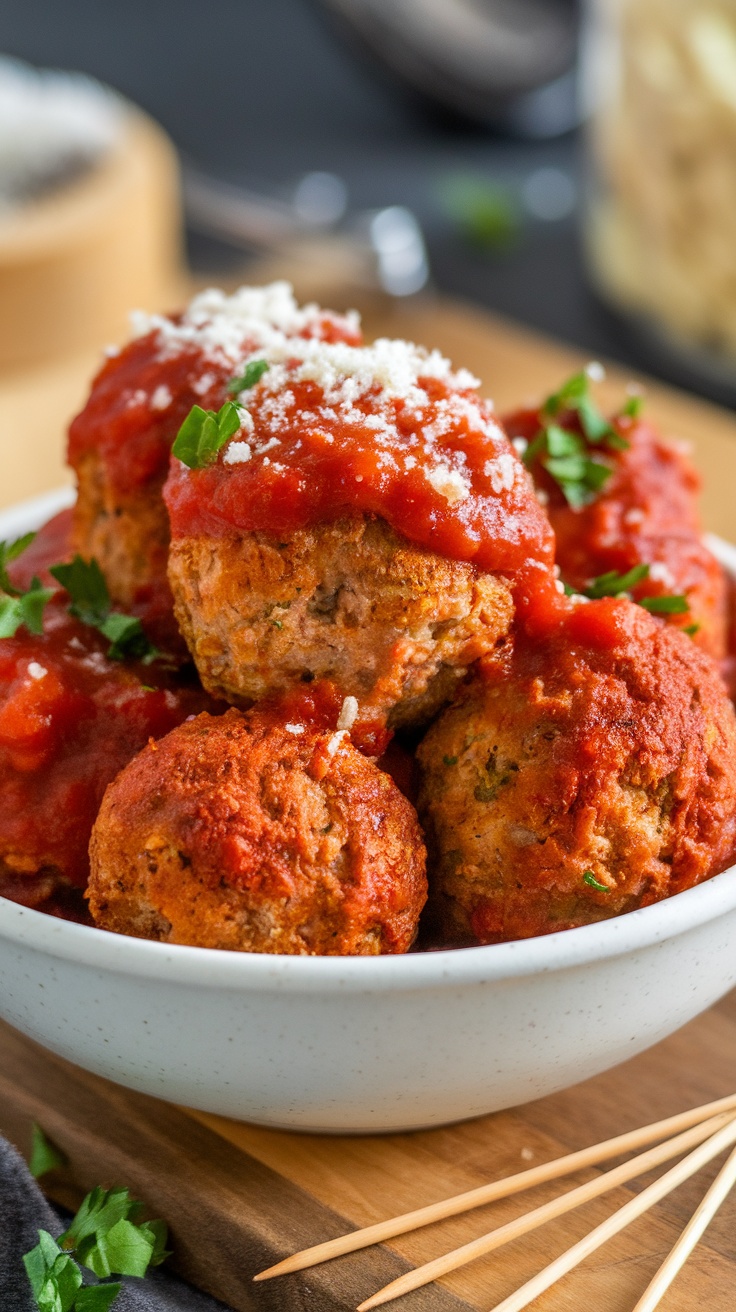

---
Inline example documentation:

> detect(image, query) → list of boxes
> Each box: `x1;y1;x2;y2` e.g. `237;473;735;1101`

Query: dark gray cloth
0;1137;229;1311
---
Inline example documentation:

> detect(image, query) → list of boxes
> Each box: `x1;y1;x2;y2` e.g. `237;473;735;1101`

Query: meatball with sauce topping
417;597;736;945
88;700;428;955
164;330;554;727
67;283;362;650
505;393;728;659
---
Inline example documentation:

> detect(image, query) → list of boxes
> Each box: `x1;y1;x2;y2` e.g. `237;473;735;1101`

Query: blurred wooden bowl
0;105;184;373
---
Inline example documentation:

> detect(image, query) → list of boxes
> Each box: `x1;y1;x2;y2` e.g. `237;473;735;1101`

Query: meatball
67;283;361;649
169;515;514;728
504;401;728;659
164;331;554;729
417;597;736;944
88;704;427;954
0;599;212;917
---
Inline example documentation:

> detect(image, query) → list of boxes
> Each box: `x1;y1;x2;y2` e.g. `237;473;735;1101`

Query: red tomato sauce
0;527;213;915
68;313;362;497
504;406;727;656
164;375;556;582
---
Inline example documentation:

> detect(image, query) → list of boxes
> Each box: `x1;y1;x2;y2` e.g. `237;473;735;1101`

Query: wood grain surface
1;294;736;1311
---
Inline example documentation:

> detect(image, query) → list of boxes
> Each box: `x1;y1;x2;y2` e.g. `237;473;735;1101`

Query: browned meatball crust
168;515;514;727
417;597;736;944
88;705;427;954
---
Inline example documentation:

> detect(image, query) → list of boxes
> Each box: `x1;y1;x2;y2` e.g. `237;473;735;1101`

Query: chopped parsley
442;176;520;250
582;870;609;892
523;370;633;509
573;564;690;618
582;564;650;599
50;557;160;664
29;1124;67;1179
24;1181;169;1312
620;393;645;419
0;535;54;639
172;400;242;469
638;594;690;615
227;358;270;393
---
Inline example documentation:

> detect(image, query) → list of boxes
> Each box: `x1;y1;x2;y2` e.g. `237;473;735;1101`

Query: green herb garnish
227;358;270;393
683;623;701;637
523;424;613;509
0;535;54;639
172;400;242;469
442;176;520;250
543;370;628;449
638;594;690;615
50;557;160;664
582;564;650;599
29;1124;67;1179
582;870;609;892
24;1183;169;1312
621;393;645;419
575;564;689;617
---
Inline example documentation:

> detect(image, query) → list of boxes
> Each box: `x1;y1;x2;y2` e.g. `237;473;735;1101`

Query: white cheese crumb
223;441;252;466
624;508;645;526
585;360;606;382
512;436;528;456
103;343;120;358
151;384;172;411
484;452;517;494
336;696;359;731
425;464;470;505
536;487;550;506
648;561;676;588
326;729;348;756
284;723;305;735
27;661;47;680
255;436;281;456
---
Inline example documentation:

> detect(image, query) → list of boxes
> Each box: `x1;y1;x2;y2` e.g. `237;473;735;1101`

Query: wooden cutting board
1;294;736;1311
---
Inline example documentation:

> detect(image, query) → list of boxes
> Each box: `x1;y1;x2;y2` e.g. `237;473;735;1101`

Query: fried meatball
417;597;736;944
67;283;361;649
505;403;728;659
164;329;554;728
0;598;212;917
88;705;427;954
169;515;514;727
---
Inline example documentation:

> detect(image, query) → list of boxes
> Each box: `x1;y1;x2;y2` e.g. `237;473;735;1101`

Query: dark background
0;0;664;378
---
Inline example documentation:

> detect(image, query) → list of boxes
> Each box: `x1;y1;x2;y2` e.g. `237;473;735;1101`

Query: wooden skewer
254;1091;736;1280
630;1142;736;1312
484;1114;736;1312
355;1113;733;1311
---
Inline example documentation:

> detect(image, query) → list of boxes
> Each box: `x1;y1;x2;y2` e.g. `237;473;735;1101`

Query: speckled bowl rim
1;490;735;995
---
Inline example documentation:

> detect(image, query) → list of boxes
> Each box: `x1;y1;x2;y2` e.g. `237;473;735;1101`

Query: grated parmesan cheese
325;729;348;756
336;696;359;731
27;661;47;680
284;723;305;735
425;464;470;505
151;384;172;411
223;441;252;466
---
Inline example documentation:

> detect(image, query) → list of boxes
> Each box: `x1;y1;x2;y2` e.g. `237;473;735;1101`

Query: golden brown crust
73;452;183;653
417;600;736;944
88;707;427;955
168;516;514;727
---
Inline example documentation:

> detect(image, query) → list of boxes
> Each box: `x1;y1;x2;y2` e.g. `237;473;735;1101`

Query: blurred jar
584;0;736;388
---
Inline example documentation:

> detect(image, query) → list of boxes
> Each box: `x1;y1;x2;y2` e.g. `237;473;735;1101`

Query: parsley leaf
227;358;270;393
639;594;690;615
575;565;690;617
0;579;54;639
24;1231;83;1312
50;558;160;664
0;535;54;639
543;371;619;446
24;1185;168;1312
30;1124;68;1179
172;401;241;469
583;564;650;599
582;870;609;892
442;176;520;249
523;424;613;508
0;532;37;595
621;393;645;419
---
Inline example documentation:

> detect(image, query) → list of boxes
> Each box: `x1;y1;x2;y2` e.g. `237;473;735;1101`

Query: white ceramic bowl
0;491;735;1133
